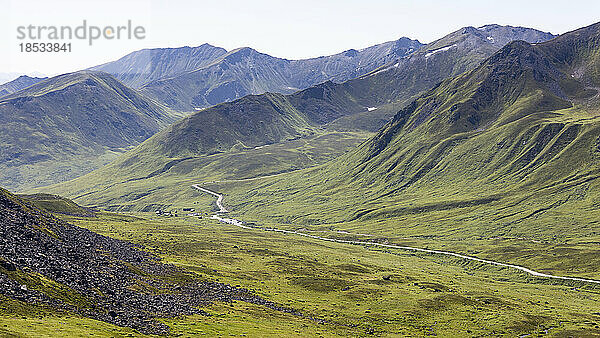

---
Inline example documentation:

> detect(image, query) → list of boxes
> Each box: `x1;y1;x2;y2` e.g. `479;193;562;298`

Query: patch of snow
424;44;456;58
194;107;203;111
369;61;402;76
367;107;378;111
371;64;395;76
286;86;298;90
487;36;495;43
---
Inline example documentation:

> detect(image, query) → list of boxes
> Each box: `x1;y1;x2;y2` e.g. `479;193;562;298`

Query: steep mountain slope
139;47;295;110
0;187;288;334
0;75;47;95
0;71;183;191
345;24;597;193
347;43;579;193
88;44;228;87
225;22;600;230
138;38;422;111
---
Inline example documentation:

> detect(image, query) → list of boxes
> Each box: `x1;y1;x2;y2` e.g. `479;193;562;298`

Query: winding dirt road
191;185;600;285
192;184;228;212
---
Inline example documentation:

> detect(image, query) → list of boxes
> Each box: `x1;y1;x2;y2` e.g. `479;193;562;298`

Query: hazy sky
1;0;599;77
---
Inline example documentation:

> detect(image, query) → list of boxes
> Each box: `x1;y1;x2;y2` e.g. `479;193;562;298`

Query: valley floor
197;185;600;285
4;210;595;336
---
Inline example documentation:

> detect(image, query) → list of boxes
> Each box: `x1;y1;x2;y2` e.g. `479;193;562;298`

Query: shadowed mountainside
89;44;229;88
137;38;423;111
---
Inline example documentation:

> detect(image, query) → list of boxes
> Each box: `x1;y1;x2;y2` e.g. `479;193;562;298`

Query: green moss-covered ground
3;211;592;336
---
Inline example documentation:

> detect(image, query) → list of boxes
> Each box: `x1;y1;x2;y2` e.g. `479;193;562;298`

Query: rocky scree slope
0;188;295;334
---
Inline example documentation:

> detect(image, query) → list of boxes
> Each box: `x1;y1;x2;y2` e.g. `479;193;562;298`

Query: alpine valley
2;20;600;337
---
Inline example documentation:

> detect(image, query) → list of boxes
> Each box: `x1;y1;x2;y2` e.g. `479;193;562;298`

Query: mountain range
89;43;229;88
106;25;560;155
0;75;47;97
2;24;555;192
94;38;423;111
40;24;560;207
110;26;553;112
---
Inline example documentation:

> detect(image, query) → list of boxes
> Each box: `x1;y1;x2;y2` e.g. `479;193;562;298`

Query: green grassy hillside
18;193;96;217
41;130;371;211
38;77;382;206
223;23;600;225
0;71;183;192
